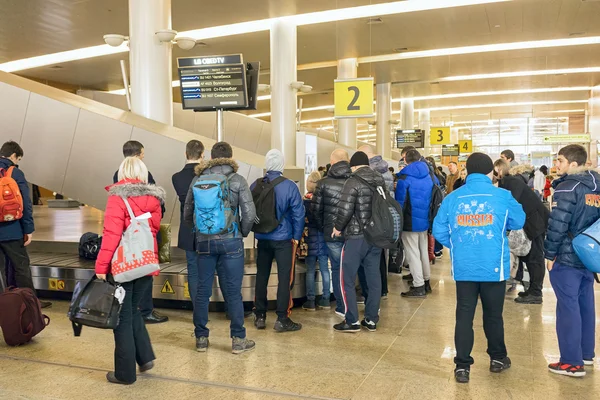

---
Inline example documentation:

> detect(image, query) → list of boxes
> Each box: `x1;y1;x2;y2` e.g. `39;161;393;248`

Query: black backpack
428;171;445;226
251;176;287;234
79;232;102;260
67;276;122;337
356;176;403;249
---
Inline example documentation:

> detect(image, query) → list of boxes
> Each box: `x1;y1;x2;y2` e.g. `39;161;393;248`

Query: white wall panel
0;83;30;144
235;116;265;154
20;94;80;191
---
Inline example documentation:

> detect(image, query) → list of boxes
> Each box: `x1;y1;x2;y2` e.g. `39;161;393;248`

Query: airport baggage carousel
27;241;318;303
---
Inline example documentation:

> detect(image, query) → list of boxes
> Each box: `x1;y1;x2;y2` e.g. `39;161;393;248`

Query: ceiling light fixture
392;86;593;102
406;100;589;113
0;0;507;73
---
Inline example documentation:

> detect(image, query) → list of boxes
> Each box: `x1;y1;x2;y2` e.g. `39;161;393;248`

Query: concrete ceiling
1;0;599;128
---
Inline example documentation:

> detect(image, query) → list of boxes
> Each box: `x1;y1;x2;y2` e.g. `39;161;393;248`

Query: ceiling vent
393;47;409;52
366;17;383;25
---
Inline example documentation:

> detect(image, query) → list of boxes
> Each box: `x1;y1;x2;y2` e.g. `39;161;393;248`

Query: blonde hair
493;159;510;178
306;171;322;193
118;156;149;183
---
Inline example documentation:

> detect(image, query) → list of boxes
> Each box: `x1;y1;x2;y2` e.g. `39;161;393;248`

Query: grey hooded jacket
183;158;256;240
369;155;395;198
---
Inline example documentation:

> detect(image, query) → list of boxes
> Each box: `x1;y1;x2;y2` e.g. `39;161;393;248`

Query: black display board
396;129;425;149
442;144;459;156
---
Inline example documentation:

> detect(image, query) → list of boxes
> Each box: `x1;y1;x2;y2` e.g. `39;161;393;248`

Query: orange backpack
0;167;23;222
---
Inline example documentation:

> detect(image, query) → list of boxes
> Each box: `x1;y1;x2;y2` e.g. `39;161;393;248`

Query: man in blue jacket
395;149;434;297
433;153;525;384
545;144;600;378
252;149;305;333
0;141;50;308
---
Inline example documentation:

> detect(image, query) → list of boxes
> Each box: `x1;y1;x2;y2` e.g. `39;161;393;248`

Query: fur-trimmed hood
509;164;533;176
566;166;597;176
107;181;166;202
195;158;239;176
554;166;600;191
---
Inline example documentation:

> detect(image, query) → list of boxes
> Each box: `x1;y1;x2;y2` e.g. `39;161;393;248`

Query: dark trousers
341;238;382;324
326;241;344;313
113;276;155;383
380;250;388;295
520;234;545;296
0;239;34;291
195;239;246;338
454;281;507;369
255;240;295;320
549;263;596;366
138;277;155;317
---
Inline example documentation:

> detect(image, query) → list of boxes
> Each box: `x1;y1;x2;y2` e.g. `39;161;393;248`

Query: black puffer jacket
334;166;386;238
499;175;549;240
311;161;352;242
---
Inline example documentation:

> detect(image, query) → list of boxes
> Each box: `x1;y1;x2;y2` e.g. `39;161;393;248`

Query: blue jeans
326;242;344;313
549;263;596;366
305;255;331;301
195;238;246;339
187;250;228;308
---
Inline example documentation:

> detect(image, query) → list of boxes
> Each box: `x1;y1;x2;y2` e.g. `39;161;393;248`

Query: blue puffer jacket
395;161;434;232
303;194;327;256
433;174;525;282
544;167;600;268
251;171;305;241
0;158;34;242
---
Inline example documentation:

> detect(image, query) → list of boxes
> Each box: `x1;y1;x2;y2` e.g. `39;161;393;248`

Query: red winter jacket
95;179;166;275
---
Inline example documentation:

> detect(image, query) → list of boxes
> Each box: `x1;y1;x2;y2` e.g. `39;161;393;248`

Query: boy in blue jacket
545;144;600;378
433;153;525;384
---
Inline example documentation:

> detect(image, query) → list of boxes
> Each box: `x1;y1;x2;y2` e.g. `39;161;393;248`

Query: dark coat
0;158;34;241
113;170;155;185
172;163;199;251
545;167;600;268
453;178;465;191
184;158;256;240
311;161;351;242
250;171;305;241
304;194;327;256
395;161;434;232
334;166;386;239
499;174;549;240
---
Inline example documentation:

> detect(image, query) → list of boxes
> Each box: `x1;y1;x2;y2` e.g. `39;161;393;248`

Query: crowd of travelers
0;138;597;386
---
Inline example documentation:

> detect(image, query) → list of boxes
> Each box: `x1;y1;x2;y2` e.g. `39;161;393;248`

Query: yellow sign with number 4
459;140;473;154
430;127;451;145
334;78;374;119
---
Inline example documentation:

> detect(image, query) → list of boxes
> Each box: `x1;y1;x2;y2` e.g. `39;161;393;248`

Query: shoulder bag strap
6;166;14;178
121;197;137;221
354;175;376;193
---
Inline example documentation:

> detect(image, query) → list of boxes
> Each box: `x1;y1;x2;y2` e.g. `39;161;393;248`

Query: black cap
466;152;494;175
350;151;370;168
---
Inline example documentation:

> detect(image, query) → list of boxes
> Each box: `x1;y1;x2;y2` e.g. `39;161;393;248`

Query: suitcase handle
43;315;50;326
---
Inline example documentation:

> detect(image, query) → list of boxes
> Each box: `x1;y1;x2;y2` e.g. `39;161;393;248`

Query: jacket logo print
585;194;600;208
456;214;494;227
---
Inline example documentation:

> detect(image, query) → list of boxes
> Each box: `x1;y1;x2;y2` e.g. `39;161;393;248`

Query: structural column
270;20;297;166
376;82;392;158
401;99;415;130
337;58;358;148
128;0;173;125
419;110;431;153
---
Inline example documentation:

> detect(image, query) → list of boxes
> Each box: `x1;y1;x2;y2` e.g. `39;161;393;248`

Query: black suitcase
388;246;405;274
68;276;122;336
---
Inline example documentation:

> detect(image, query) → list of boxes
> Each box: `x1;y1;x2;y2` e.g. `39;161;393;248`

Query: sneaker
514;294;542;304
506;284;517;293
517;290;529;297
490;357;511;373
548;362;586;377
361;318;377;332
143;310;169;324
274;318;302;332
317;298;331;309
357;296;365;304
424;280;432;294
435;251;443;259
401;286;426;298
402;273;413;281
381;293;388;300
232;337;256;354
139;361;154;373
584;359;594;366
195;337;209;352
40;301;52;309
454;368;470;384
254;315;266;330
334;320;360;333
302;299;317;311
335;310;345;319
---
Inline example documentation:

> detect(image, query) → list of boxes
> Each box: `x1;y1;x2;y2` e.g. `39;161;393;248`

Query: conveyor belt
29;251;323;302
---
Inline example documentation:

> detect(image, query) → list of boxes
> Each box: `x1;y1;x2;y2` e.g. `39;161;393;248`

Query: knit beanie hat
349;151;370;168
466;152;494;175
265;149;285;173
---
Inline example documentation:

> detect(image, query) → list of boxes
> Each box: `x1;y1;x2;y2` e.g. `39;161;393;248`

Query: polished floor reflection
1;254;598;400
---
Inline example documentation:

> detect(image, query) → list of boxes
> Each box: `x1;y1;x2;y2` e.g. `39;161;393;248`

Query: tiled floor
1;257;599;399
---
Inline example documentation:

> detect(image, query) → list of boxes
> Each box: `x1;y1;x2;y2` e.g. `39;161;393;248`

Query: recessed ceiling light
367;17;383;25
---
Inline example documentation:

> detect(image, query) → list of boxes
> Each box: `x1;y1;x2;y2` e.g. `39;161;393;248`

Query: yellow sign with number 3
430;127;451;145
334;78;374;119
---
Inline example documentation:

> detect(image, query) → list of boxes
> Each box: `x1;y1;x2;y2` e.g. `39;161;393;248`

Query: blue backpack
572;218;600;274
193;174;237;236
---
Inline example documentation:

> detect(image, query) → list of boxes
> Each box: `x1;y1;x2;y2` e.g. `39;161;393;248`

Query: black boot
401;285;426;298
424;280;432;294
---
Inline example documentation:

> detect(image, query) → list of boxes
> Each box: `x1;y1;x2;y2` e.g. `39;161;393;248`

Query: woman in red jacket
95;157;166;385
